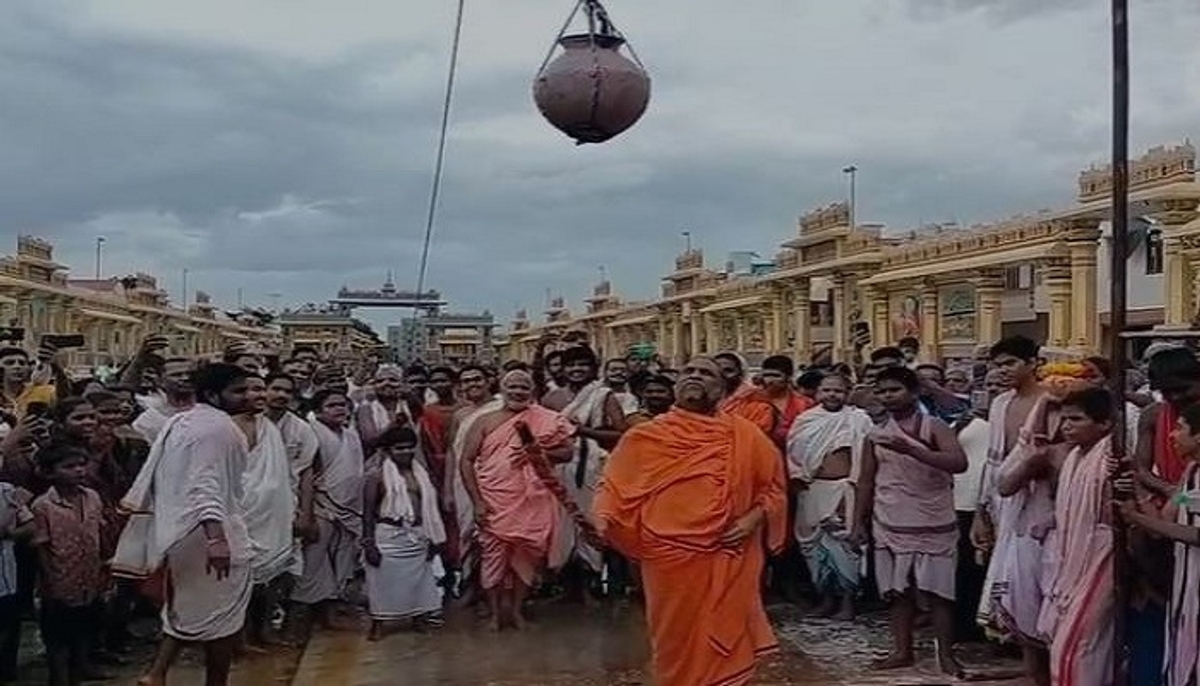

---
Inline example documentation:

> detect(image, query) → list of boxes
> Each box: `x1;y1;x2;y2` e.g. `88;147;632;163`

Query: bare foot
815;595;838;618
935;639;967;679
870;652;915;671
135;675;164;686
512;610;529;631
486;616;501;633
833;594;855;621
368;622;383;642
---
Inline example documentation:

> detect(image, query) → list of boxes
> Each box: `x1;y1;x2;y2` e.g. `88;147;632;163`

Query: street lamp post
94;237;105;279
682;230;692;252
842;165;858;229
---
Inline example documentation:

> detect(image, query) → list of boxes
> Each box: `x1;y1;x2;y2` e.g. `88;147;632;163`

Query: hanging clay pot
533;33;651;145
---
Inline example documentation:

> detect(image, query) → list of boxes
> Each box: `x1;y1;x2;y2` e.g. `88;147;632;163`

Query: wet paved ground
14;602;1024;685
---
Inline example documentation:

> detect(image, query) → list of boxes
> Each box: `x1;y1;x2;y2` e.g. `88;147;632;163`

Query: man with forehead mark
595;357;786;686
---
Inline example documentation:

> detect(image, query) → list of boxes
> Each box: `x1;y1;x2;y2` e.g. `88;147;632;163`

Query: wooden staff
1108;1;1131;683
514;420;603;548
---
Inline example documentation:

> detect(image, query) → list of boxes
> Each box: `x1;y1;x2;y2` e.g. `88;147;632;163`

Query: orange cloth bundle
1037;361;1091;401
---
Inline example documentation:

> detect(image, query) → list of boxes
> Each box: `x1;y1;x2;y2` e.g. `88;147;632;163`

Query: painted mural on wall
890;293;921;342
940;284;977;341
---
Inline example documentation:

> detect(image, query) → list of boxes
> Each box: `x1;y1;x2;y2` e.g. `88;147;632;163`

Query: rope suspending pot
533;0;651;145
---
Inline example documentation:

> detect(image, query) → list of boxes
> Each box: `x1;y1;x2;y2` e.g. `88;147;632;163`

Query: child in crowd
1122;401;1200;685
30;443;108;686
1038;388;1115;686
362;426;446;640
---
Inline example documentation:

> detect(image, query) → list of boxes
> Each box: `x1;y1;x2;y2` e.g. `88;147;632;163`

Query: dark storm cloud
905;0;1090;22
1;0;1199;327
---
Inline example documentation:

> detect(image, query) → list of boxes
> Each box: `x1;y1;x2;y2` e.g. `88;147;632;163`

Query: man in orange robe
714;352;778;437
595;356;787;686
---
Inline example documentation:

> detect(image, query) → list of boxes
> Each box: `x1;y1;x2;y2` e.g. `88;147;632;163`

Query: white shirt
954;417;990;512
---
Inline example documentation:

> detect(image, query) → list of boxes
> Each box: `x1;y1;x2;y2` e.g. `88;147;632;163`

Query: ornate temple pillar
703;312;716;354
919;280;940;363
831;274;847;363
866;287;890;351
656;315;668;358
769;291;784;353
1154;198;1200;327
975;272;1005;347
1068;220;1101;351
670;310;684;366
734;312;747;352
687;305;702;361
1165;235;1193;326
1045;261;1073;348
793;279;812;364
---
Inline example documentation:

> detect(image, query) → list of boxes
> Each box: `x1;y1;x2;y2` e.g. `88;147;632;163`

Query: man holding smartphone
0;346;56;424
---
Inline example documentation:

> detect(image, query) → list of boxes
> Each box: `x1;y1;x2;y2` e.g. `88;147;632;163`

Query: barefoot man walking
459;369;575;631
595;356;786;686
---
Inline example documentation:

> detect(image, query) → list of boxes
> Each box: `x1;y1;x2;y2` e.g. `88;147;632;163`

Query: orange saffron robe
595;408;787;686
719;383;778;437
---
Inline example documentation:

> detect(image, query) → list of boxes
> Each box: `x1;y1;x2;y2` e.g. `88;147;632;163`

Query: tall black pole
1109;0;1130;683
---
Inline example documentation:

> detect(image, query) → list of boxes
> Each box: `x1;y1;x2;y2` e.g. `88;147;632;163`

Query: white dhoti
364;522;442;621
293;518;358;605
163;527;253;641
794;479;860;595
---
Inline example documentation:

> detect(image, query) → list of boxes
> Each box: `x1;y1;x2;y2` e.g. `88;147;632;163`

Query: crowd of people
0;328;1195;686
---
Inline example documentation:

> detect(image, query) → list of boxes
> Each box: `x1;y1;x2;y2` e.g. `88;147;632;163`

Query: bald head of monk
675;357;725;415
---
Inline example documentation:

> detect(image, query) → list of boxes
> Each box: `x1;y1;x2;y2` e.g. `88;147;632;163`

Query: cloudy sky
3;0;1199;331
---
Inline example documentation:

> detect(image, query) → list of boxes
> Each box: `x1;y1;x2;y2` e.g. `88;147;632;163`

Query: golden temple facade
496;142;1200;367
0;236;280;372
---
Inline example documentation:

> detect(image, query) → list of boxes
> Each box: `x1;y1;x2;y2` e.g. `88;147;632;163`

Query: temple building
277;306;384;359
496;142;1200;367
0;236;279;372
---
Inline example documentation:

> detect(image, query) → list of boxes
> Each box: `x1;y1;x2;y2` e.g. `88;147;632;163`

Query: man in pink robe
1037;387;1116;686
459;370;574;631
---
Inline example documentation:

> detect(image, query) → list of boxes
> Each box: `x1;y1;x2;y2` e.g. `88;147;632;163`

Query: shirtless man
974;335;1060;686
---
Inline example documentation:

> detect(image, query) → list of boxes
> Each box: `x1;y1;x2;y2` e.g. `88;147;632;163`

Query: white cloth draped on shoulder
449;399;502;542
113;404;252;641
786;405;872;595
294;418;365;606
555;381;611;572
310;419;365;536
242;416;296;584
978;392;1057;643
380;459;446;546
366;459;446;621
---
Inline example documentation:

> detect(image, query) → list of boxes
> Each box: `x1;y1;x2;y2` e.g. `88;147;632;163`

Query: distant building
278;306;383;359
0;236;277;371
388;312;496;365
724;251;776;277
